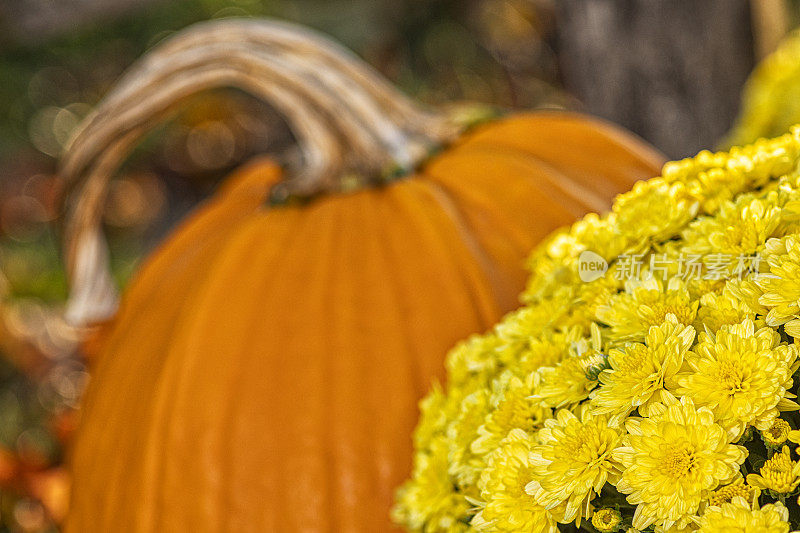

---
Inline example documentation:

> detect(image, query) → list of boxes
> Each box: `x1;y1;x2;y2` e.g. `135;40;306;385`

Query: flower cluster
394;126;800;532
725;29;800;147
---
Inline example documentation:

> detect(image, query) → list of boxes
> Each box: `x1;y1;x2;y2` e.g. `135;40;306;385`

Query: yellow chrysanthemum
535;286;595;332
758;234;800;337
445;334;501;390
675;319;799;439
590;315;695;424
724;28;800;146
685;165;748;214
694;290;759;333
393;436;471;532
655;524;697;533
471;372;552;456
746;446;800;494
412;384;450;451
592;508;623;532
471;429;558;533
525;408;623;524
507;287;574;332
596;277;699;342
767;185;800;237
447;389;491;489
396;123;800;532
662;149;735;216
727;277;770;317
523;231;582;303
494;316;582;377
613;396;747;530
570;212;630;264
641;239;730;300
697;497;790;533
573;272;622;322
681;197;782;261
612;178;699;244
707;477;760;508
761;418;792;448
533;325;606;409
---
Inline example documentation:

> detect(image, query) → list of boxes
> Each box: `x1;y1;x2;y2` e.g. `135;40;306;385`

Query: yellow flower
612;178;699;245
445;334;501;390
592;508;623;532
746;446;800;494
660;148;727;184
575;272;621;319
758;234;800;337
613;396;747;530
393;436;472;532
471;372;552;456
724;27;800;146
570;212;630;265
727;277;770;317
694;290;758;334
525;408;623;524
590;316;695;424
697;497;790;533
412;384;450;451
534;326;606;409
681;197;782;260
723;131;800;190
472;429;558;533
686;165;748;215
503;290;572;334
762;419;792;448
396;126;800;532
707;477;760;508
447;389;491;489
494;316;581;377
675;319;799;439
523;232;582;304
596;277;699;342
655;524;697;533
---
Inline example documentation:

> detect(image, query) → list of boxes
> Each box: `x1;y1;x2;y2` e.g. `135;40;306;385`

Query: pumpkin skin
64;111;662;532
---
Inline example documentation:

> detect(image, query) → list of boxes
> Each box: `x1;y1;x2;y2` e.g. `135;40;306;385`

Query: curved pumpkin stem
60;18;461;326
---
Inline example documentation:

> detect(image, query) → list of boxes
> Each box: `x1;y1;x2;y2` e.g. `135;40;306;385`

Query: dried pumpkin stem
61;18;461;325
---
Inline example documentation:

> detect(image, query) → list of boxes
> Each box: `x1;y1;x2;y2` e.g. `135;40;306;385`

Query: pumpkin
59;19;663;532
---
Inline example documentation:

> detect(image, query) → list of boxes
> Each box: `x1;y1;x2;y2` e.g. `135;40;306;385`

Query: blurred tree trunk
555;0;756;158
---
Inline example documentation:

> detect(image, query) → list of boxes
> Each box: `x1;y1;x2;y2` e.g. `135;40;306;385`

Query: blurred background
0;0;797;530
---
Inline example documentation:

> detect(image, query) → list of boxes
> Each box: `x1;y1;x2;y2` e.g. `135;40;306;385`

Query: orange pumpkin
60;20;663;532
